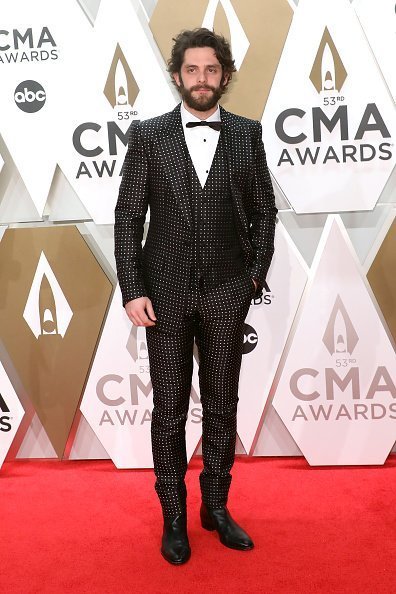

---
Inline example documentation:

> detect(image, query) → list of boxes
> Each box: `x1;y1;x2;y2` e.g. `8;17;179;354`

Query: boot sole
219;539;254;551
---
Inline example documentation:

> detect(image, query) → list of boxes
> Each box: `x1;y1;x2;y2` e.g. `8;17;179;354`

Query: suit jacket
114;103;277;332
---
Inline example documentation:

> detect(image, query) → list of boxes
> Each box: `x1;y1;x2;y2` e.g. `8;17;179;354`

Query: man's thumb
146;299;157;321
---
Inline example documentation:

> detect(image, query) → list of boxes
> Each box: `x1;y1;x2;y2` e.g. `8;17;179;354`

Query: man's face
173;46;228;112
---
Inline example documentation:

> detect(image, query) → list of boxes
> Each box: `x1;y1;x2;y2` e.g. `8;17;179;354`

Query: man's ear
222;73;230;88
173;72;181;87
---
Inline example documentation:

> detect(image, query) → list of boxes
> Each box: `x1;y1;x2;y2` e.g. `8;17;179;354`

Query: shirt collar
180;102;221;128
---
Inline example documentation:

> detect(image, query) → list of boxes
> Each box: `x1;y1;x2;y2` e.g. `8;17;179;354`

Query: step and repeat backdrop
0;0;395;469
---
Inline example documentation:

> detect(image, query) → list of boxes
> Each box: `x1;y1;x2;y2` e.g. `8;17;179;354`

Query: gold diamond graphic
368;218;396;343
213;2;231;46
310;27;347;93
0;226;113;458
104;43;139;108
150;0;293;119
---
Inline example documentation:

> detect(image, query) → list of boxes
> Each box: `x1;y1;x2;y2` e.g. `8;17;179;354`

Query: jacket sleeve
248;121;278;294
114;122;149;306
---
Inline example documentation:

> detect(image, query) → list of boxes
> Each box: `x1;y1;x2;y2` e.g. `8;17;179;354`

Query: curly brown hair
168;28;236;88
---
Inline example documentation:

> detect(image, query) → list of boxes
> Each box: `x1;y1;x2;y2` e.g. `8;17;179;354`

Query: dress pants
146;273;254;517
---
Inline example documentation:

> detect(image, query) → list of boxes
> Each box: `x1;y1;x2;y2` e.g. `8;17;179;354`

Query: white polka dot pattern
114;103;277;516
114;103;278;333
147;278;253;517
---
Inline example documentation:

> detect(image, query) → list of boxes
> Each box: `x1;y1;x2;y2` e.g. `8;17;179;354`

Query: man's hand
125;297;157;327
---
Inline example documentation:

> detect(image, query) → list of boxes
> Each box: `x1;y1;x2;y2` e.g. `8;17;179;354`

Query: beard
178;81;225;112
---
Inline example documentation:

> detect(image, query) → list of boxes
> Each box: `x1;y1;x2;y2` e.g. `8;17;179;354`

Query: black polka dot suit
115;103;277;517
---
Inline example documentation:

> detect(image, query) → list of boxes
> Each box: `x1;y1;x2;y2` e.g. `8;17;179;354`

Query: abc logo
14;80;46;113
243;324;258;355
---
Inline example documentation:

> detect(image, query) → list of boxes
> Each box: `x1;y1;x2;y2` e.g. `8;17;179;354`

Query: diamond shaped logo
309;27;347;93
322;295;359;355
0;226;113;458
103;43;139;109
272;216;396;465
23;251;73;339
202;0;249;70
150;0;293;120
126;324;149;363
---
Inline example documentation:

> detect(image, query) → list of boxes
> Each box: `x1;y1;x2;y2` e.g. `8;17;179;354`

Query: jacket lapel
157;104;192;230
220;107;252;256
156;104;253;254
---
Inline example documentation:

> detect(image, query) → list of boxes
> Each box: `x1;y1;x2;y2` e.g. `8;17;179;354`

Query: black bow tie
186;121;223;131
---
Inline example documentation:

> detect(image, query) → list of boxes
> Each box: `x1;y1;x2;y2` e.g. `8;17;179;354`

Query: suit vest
186;132;245;290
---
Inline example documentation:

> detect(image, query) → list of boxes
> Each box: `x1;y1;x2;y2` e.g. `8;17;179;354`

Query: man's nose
197;70;207;83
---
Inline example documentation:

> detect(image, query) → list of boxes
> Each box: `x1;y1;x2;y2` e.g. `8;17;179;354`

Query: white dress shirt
180;102;221;188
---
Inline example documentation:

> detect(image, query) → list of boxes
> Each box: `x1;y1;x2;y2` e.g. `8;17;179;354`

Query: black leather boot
161;514;191;565
200;503;254;550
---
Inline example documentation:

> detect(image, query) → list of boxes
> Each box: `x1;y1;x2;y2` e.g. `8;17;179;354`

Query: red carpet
2;456;396;594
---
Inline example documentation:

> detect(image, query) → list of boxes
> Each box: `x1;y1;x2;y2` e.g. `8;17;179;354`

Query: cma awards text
0;393;11;433
96;374;202;427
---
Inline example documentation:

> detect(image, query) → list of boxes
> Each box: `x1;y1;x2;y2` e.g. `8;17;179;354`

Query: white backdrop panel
81;285;202;469
58;0;176;224
273;216;396;465
237;221;308;452
354;0;396;103
0;361;25;467
0;0;93;215
262;0;396;214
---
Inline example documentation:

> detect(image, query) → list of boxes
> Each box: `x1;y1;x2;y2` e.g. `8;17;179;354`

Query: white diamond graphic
202;0;250;70
23;251;73;339
273;216;396;465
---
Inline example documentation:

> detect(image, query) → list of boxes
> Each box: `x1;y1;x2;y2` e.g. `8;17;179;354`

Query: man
115;28;277;565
